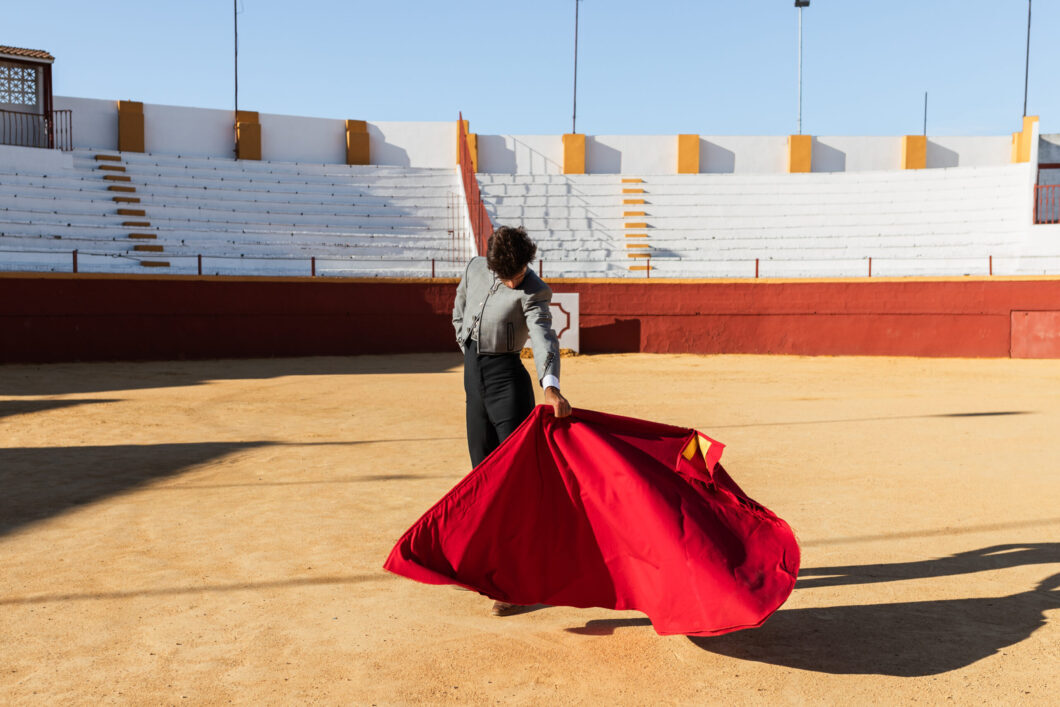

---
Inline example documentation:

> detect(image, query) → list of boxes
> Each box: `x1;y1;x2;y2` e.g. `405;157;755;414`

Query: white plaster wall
48;95;1018;173
0;143;73;172
143;102;233;158
55;96;116;151
928;136;1010;168
586;135;675;174
260;112;345;164
478;135;562;175
369;122;455;168
700;136;789;174
811;136;897;172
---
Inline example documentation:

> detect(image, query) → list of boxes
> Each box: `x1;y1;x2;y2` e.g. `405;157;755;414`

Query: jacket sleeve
523;285;561;386
452;260;472;353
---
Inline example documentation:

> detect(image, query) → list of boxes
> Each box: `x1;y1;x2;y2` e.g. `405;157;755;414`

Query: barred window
0;63;38;105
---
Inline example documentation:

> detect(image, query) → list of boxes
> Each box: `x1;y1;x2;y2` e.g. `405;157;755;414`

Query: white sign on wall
550;293;579;353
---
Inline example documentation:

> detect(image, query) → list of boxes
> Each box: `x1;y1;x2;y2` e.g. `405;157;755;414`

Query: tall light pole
1023;0;1032;117
795;1;809;135
572;0;580;134
233;0;239;118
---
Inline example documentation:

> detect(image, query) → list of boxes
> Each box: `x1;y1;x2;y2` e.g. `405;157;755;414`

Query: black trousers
464;339;535;467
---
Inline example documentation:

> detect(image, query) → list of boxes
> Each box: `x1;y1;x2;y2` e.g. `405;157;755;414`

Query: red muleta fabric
383;406;800;636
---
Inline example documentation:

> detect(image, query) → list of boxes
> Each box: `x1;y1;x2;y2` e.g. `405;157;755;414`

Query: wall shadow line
800;517;1060;547
0;573;391;605
0;399;121;419
709;410;1032;429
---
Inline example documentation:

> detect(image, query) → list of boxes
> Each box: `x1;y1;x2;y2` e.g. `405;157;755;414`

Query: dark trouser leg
481;355;535;445
463;340;535;468
465;341;499;468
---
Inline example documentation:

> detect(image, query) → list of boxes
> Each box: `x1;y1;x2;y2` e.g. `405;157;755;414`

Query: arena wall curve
51;96;1019;173
3;273;1059;362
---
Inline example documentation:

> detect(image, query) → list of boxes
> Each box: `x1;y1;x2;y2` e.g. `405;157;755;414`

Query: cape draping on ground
383;406;800;636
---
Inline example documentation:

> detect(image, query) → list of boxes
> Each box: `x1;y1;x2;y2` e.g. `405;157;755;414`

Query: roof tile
0;45;55;61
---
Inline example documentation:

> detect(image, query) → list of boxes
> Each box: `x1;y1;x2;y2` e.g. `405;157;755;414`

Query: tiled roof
0;45;55;62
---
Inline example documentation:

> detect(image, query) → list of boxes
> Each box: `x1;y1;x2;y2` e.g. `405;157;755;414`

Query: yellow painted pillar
1020;115;1038;163
346;120;369;165
901;135;926;170
787;134;812;173
1012;116;1039;163
117;100;144;153
236;110;261;161
455;120;478;172
677;134;699;174
563;133;585;174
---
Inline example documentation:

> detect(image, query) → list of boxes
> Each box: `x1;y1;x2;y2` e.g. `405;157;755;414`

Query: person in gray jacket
453;226;572;471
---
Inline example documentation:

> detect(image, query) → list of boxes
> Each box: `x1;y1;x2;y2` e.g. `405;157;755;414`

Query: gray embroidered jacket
452;256;560;387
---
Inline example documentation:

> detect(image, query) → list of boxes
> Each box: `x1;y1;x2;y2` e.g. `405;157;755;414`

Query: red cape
383;406;799;636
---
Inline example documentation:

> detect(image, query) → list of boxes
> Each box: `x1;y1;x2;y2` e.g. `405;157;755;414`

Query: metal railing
3;249;1060;279
0;108;73;151
1035;184;1059;225
457;112;493;255
446;192;474;266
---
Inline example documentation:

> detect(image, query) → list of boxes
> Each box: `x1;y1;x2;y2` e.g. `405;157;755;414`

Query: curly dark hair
486;226;537;279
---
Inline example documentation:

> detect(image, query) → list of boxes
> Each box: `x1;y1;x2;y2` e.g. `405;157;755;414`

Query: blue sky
7;1;1057;136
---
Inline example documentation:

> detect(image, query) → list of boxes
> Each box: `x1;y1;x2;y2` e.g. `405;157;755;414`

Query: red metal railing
0;108;73;151
457;112;493;255
1035;184;1060;224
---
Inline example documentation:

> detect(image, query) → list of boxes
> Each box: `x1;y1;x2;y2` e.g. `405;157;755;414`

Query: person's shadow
569;544;1060;676
795;543;1060;588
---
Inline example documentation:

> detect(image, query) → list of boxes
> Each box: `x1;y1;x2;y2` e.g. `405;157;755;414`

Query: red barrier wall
2;273;1059;362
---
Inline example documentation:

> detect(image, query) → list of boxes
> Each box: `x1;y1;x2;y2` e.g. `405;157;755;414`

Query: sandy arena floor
1;353;1059;705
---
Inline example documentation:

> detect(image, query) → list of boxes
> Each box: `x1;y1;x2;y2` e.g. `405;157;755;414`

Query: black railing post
72;249;78;273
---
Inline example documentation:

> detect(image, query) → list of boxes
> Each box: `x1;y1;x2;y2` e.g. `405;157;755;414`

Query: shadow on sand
566;545;1060;676
0;437;467;536
691;571;1060;676
0;353;463;396
0;441;271;535
0;399;121;418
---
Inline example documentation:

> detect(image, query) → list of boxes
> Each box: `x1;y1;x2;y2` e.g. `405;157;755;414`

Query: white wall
50;95;1017;173
478;135;562;175
260;112;345;164
700;136;789;174
0;143;73;172
368;122;455;168
144;102;233;158
54;96;116;151
928;136;1011;168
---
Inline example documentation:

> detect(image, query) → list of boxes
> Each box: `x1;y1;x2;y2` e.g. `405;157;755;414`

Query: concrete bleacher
479;164;1037;278
0;148;472;277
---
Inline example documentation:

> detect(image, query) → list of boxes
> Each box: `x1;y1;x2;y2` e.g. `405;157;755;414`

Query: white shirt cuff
541;374;560;391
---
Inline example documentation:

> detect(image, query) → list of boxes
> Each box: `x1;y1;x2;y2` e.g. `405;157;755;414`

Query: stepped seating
0;149;470;277
479;165;1033;277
